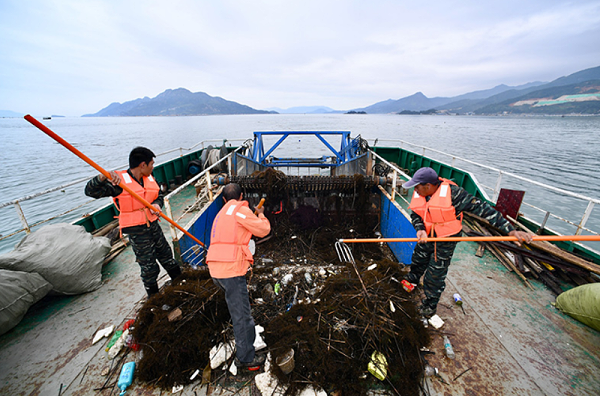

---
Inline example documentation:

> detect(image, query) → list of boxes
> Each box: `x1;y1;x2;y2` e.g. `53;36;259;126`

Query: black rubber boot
167;266;182;281
145;282;159;297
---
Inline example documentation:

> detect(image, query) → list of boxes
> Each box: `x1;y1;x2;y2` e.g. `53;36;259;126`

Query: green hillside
475;80;600;115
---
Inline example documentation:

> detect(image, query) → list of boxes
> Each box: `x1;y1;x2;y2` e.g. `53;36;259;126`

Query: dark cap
402;167;439;188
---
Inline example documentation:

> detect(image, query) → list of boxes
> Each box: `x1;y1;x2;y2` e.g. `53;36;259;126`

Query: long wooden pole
340;235;600;243
24;114;205;247
254;198;266;215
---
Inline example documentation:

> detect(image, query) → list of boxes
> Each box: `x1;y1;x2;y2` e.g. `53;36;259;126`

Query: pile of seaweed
260;259;430;396
131;270;230;388
253;208;429;395
132;224;429;395
131;170;430;394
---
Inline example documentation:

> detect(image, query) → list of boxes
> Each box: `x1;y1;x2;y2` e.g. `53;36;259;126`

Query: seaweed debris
131;270;230;388
132;224;429;395
131;170;430;394
260;259;430;396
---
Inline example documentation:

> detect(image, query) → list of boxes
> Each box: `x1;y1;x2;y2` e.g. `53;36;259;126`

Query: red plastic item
401;280;415;293
123;319;135;330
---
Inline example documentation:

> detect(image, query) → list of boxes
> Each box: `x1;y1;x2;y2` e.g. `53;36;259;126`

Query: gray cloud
1;0;599;116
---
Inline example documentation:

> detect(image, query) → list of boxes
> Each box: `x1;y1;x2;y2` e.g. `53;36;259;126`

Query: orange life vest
113;170;160;229
206;200;254;265
409;178;463;238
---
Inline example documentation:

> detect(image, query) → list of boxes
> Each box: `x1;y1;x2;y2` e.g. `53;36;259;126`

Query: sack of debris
0;269;53;336
555;283;600;332
0;223;111;295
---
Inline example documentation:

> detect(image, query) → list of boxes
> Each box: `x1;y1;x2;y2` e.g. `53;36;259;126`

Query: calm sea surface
1;114;599;253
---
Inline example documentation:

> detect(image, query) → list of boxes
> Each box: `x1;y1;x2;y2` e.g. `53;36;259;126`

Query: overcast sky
1;0;599;116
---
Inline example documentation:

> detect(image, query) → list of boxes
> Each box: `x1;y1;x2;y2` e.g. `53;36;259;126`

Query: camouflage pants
407;240;458;310
127;220;180;290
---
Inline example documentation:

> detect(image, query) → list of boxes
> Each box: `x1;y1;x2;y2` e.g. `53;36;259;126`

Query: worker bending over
206;183;271;370
403;167;532;318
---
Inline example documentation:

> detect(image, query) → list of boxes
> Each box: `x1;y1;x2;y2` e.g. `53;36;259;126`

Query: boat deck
424;242;600;395
0;186;599;396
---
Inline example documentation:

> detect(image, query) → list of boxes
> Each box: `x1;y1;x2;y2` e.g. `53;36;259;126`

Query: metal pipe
492;170;503;203
577;201;596;236
14;202;30;234
391;170;397;202
373;138;600;205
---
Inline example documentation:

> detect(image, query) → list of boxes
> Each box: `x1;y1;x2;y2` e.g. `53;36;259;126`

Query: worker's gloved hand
416;230;428;243
255;206;265;215
509;230;533;246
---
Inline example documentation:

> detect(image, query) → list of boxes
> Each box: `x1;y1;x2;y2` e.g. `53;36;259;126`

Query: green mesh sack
555;283;600;332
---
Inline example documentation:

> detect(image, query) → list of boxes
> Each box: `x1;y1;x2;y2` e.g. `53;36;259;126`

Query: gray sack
0;223;111;295
0;269;53;336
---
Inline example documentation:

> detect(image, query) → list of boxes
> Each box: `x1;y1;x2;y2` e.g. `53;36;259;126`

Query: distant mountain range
0;110;25;118
355;66;600;114
2;66;599;117
82;88;276;117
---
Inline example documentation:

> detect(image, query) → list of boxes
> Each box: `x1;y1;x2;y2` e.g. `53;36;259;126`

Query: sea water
1;114;599;253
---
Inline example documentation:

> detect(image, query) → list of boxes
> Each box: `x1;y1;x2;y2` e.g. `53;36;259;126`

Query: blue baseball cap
402;167;439;188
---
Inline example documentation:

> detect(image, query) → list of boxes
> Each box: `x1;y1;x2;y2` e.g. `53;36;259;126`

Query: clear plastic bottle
443;335;455;359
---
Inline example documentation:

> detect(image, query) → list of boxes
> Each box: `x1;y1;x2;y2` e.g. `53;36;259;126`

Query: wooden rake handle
340;235;600;243
254;198;266;215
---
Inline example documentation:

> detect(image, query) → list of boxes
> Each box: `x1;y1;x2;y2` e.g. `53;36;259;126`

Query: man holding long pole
403;167;532;318
85;146;182;297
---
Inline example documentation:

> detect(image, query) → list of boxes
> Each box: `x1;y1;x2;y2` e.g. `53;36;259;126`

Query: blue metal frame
250;131;360;167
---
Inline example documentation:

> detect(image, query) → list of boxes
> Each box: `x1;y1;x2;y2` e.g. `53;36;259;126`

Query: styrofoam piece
209;340;235;369
428;314;444;329
254;325;267;350
229;360;238;376
92;325;114;345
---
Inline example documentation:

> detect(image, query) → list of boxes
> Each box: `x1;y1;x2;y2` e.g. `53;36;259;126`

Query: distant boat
43;117;51;120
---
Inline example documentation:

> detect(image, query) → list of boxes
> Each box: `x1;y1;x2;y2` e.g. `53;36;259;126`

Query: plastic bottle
118;361;136;395
443;335;455;359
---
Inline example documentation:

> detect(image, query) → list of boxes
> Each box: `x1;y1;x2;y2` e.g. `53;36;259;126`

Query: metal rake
335;240;369;297
335;240;355;264
181;244;206;268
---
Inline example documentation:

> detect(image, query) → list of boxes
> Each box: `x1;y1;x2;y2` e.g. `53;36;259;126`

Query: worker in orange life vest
85;147;182;297
403;167;532;318
206;183;271;370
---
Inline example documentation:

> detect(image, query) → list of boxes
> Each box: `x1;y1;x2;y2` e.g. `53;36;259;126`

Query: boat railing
163;144;248;242
0;139;247;245
369;138;600;238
